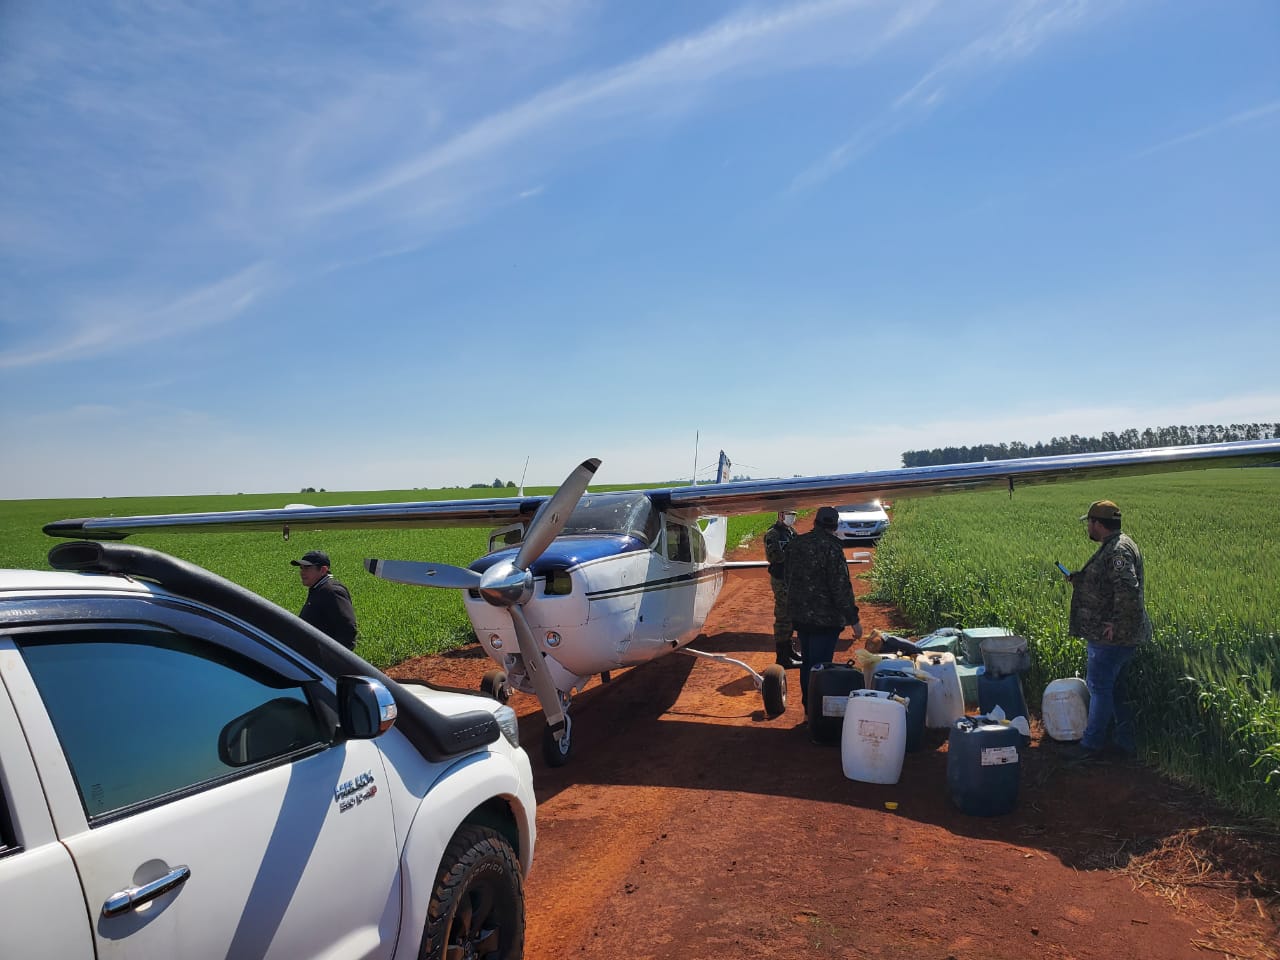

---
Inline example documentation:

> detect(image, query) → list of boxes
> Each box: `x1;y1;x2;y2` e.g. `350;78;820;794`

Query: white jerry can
916;651;966;728
841;690;907;784
1042;677;1090;741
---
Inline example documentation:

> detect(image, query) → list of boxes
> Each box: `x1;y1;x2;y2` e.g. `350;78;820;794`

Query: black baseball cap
291;550;330;568
814;506;840;529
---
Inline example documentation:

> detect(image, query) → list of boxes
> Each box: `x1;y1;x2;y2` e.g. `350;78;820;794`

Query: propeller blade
364;558;482;590
514;458;600;571
509;605;567;736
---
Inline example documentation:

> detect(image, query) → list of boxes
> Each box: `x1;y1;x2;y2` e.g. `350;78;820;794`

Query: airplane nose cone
478;560;534;607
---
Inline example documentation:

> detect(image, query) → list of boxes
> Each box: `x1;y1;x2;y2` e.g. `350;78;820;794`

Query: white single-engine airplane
44;439;1280;766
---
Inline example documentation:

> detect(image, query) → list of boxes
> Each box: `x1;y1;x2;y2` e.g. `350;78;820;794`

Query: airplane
44;438;1280;766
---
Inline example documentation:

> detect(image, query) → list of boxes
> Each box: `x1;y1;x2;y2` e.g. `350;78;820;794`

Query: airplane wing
651;439;1280;517
42;440;1280;540
43;494;550;540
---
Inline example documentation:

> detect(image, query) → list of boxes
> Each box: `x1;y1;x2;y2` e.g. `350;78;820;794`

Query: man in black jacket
785;506;863;712
291;550;359;650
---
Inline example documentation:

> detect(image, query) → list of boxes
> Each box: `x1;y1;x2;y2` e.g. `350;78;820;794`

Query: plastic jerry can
872;673;928;752
960;626;1016;666
956;661;985;711
1042;677;1090;742
947;717;1021;816
841;690;907;784
916;652;966;728
978;673;1029;745
978;672;1026;721
806;662;864;745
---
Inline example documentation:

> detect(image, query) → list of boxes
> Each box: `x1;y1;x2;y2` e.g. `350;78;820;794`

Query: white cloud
1133;99;1280;159
793;0;1102;191
0;263;271;370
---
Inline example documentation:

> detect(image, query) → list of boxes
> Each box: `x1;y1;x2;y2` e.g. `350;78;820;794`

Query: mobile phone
1055;561;1071;578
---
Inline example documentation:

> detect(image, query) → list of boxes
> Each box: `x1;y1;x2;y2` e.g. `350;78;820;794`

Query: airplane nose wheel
480;669;512;704
541;714;573;768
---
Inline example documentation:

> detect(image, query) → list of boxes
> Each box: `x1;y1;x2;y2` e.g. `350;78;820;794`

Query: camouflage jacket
784;529;859;629
763;521;797;580
1068;532;1151;647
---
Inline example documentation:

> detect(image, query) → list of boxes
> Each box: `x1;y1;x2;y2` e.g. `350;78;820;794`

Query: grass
0;485;775;669
868;467;1280;820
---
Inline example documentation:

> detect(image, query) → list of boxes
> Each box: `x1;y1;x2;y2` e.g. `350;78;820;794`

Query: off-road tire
419;825;524;960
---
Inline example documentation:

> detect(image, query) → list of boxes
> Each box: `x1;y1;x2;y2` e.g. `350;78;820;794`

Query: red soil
390;528;1279;960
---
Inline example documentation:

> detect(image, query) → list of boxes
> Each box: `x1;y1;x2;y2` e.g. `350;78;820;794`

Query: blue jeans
1083;642;1137;753
797;625;841;710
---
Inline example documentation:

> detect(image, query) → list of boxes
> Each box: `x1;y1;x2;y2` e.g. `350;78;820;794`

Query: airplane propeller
363;558;481;590
365;457;601;763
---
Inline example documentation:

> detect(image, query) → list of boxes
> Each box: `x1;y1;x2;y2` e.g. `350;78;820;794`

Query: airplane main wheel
541;715;572;768
761;664;788;718
480;669;511;704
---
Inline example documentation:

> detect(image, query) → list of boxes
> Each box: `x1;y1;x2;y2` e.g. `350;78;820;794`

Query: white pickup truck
0;541;535;959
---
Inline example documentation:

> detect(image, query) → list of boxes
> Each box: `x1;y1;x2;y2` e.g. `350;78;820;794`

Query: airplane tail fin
715;451;732;484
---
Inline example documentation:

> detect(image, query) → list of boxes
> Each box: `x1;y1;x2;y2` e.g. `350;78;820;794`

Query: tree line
901;423;1279;467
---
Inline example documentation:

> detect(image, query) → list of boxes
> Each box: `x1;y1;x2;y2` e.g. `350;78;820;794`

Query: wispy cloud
0;263;271;370
1132;99;1280;159
791;0;1100;191
3;0;949;369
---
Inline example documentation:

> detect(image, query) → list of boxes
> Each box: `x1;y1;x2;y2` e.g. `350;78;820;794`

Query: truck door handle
102;865;192;917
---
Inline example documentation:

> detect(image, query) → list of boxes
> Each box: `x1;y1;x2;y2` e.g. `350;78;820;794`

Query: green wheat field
3;467;1277;818
871;467;1280;819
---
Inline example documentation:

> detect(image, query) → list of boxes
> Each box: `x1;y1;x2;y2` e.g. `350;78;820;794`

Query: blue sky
2;0;1277;500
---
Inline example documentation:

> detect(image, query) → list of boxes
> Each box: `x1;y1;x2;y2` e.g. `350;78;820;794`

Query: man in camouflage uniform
764;509;802;668
1067;500;1151;760
785;506;863;712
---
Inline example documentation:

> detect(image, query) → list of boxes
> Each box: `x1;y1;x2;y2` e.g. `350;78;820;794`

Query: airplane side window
689;523;706;563
665;521;692;563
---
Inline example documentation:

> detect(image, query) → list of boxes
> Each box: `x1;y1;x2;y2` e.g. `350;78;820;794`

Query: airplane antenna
691;431;699;485
518;456;530;497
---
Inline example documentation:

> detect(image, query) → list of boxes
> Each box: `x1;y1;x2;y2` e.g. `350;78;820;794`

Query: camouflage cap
1080;500;1121;522
814;506;840;529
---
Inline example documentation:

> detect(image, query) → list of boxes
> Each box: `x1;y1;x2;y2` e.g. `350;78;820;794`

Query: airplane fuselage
463;509;729;696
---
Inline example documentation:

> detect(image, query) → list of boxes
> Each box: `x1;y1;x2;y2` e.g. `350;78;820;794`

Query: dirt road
390;534;1278;960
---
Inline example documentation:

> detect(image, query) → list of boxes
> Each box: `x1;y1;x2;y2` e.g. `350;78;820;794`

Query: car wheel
419;825;524;960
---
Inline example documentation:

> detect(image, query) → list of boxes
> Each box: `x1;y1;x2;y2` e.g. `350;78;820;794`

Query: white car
0;541;535;960
834;500;891;542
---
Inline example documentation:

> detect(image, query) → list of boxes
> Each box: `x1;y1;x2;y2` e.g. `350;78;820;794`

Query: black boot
775;642;802;669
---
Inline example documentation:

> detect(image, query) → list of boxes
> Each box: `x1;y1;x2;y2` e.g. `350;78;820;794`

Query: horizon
2;2;1277;499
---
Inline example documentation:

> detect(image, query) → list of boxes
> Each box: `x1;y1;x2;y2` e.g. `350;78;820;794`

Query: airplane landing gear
480;669;512;704
679;648;788;718
541;713;573;767
760;664;787;718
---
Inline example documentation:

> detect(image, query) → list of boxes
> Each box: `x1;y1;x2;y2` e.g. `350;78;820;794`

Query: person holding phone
1065;500;1151;761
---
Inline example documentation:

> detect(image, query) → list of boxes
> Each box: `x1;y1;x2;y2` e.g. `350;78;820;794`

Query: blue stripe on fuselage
469;535;649;576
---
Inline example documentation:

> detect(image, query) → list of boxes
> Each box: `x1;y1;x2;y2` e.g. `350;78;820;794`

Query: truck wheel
480;669;511;704
761;664;788;717
420;825;524;960
541;715;572;767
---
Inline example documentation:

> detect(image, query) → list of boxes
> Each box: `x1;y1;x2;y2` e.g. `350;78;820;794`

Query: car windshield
839;502;882;513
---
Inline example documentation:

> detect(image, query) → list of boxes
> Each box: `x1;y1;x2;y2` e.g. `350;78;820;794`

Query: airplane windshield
562;493;659;544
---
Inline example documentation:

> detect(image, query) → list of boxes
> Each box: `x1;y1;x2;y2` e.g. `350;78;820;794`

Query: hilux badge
334;770;378;812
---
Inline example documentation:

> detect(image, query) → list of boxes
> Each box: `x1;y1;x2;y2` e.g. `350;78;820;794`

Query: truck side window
17;625;328;821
